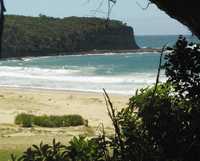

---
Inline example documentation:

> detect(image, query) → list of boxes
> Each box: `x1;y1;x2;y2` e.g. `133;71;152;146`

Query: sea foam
0;52;166;95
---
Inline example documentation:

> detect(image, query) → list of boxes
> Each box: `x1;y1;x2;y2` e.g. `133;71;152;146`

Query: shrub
163;36;200;161
128;83;189;160
67;136;107;161
11;137;107;161
164;36;200;104
62;115;85;126
11;139;68;161
15;114;85;128
15;113;34;127
127;80;200;161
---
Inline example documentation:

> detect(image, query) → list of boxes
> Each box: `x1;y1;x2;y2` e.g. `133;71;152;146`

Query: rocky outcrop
2;15;138;58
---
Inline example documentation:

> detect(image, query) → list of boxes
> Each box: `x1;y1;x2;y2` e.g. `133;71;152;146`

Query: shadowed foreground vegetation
7;37;200;161
0;150;22;161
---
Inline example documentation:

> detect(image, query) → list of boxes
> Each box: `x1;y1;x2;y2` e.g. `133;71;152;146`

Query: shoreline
2;48;161;59
70;48;161;55
0;85;133;97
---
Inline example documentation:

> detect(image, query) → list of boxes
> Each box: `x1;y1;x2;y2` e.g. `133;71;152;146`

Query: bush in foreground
15;114;85;128
11;136;107;161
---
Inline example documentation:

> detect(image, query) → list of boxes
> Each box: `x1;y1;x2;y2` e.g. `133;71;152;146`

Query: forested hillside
2;15;138;57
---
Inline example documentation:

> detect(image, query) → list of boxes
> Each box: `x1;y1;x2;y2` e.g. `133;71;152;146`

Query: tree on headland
97;0;200;39
107;0;117;20
92;0;200;39
0;0;6;58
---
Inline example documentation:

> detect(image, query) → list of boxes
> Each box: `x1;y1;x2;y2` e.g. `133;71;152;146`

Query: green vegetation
10;37;200;161
2;15;138;58
67;136;107;161
15;113;85;128
10;136;108;161
0;149;22;161
15;113;34;127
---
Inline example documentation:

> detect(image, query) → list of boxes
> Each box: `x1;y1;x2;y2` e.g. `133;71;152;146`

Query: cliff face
2;15;139;58
79;26;137;50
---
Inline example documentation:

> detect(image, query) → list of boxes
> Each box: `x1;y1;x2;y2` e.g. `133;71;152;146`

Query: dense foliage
165;36;200;103
2;15;138;58
11;136;108;161
15;113;33;127
11;37;200;161
15;113;85;128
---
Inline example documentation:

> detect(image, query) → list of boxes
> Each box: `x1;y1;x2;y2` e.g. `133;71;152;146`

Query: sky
4;0;191;35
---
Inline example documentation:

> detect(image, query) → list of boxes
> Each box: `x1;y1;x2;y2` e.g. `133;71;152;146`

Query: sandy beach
0;87;130;150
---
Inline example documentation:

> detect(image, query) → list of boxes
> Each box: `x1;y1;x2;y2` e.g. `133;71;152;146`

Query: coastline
2;48;161;59
0;85;132;96
69;48;161;55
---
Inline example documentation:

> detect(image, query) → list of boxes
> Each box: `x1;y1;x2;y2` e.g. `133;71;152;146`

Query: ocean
0;35;198;95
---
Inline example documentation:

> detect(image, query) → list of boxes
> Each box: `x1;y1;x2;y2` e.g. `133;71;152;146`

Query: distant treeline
2;15;138;58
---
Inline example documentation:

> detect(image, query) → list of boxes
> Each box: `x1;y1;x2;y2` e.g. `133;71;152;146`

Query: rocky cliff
2;15;139;58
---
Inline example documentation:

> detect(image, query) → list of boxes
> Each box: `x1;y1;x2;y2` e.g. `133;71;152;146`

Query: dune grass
15;113;85;128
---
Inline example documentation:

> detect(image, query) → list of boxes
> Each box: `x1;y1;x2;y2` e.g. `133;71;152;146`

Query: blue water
0;35;198;95
135;35;199;48
0;52;165;95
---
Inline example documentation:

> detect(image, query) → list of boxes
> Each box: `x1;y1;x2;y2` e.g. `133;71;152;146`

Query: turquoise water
135;35;199;48
0;52;165;95
1;35;198;95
